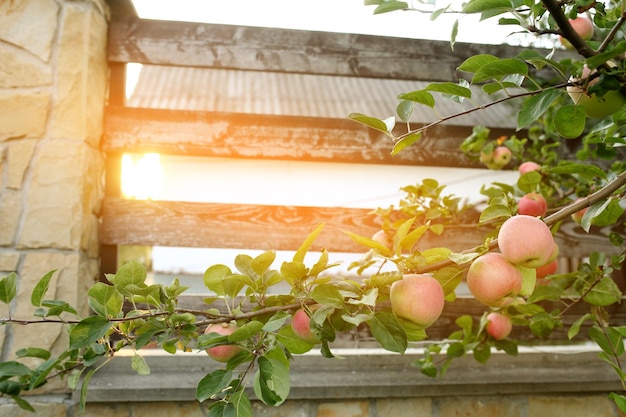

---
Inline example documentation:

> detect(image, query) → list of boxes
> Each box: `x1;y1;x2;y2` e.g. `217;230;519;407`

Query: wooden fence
100;0;625;343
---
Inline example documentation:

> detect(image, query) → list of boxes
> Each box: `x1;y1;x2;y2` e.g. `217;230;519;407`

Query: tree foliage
3;0;626;415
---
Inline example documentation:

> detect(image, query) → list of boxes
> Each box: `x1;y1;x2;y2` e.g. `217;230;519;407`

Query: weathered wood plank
99;197;620;257
108;17;572;81
103;106;520;167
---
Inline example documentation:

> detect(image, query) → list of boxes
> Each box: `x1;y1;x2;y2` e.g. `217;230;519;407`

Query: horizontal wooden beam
108;17;572;81
103;106;519;167
100;197;620;258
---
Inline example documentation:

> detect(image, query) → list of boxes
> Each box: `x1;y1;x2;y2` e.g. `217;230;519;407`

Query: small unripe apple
518;161;541;175
486;146;512;170
204;322;242;362
497;215;556;268
291;308;320;344
467;252;523;307
567;64;625;119
517;192;548;217
389;274;445;328
486;312;513;340
559;16;595;50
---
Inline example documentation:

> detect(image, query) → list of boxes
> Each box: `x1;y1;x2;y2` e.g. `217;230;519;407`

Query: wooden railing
101;1;625;342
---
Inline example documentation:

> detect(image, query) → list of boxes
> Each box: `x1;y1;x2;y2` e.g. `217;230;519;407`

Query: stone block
51;2;108;145
0;189;22;246
253;400;311;417
6;139;37;190
376;397;432;417
528;394;617;417
0;0;59;62
0;91;50;142
18;140;90;250
0;401;67;417
82;401;207;417
316;400;369;417
0;251;20;271
0;43;52;88
435;395;525;417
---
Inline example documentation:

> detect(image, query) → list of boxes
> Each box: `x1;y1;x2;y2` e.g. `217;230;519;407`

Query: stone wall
0;0;108;389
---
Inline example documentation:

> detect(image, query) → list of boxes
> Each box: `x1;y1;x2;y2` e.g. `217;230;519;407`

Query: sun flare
121;153;163;200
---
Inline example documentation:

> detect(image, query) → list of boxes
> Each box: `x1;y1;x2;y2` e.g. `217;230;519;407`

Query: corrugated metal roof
127;65;518;128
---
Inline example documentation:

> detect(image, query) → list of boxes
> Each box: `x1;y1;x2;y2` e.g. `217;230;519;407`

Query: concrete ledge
83;344;623;404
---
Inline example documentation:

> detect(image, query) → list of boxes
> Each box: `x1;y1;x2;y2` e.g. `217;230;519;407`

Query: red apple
517;192;548;217
497;215;556;268
291;308;320;344
536;259;558;279
486;312;513;340
518;161;541;174
389;274;445;328
567;64;625;119
466;252;523;307
372;229;393;251
204;322;242;362
559;16;595;50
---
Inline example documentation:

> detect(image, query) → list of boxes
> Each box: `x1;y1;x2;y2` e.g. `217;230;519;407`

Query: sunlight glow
121;153;163;200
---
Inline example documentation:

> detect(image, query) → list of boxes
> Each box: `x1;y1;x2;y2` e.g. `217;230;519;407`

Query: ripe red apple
486;312;513;340
486;146;512;170
536;259;558;279
517;192;548;217
372;229;393;251
389;274;445;328
204;322;242;362
559;16;595;50
466;252;523;307
567;64;625;119
291;308;320;344
497;215;556;268
518;161;541;174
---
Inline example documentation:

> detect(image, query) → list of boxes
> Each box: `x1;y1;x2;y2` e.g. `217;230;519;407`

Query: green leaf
311;283;345;308
529;312;556;338
31;270;56;307
517;89;562;130
79;368;97;414
0;272;17;305
462;0;513;14
0;361;32;378
276;326;314;354
479;204;511;223
203;264;232;295
251;251;276;276
12;395;35;412
583;277;622;306
519;266;537;297
396;100;414;122
472;58;528;83
345;231;391;255
609;393;626;413
196;369;233;402
16;347;51;360
114;260;147;289
229;321;264;342
545;162;607;181
131;353;150;376
424;82;472;98
347;113;392;134
88;282;124;318
69;316;112;350
263;311;291;332
391;132;422;156
294;223;324;263
517;171;542;194
397;90;435;107
368;312;407;353
554;105;586;139
230;390;253;417
458;54;498;74
373;0;408;14
582;198;625;231
568;313;594;340
253;350;290;406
